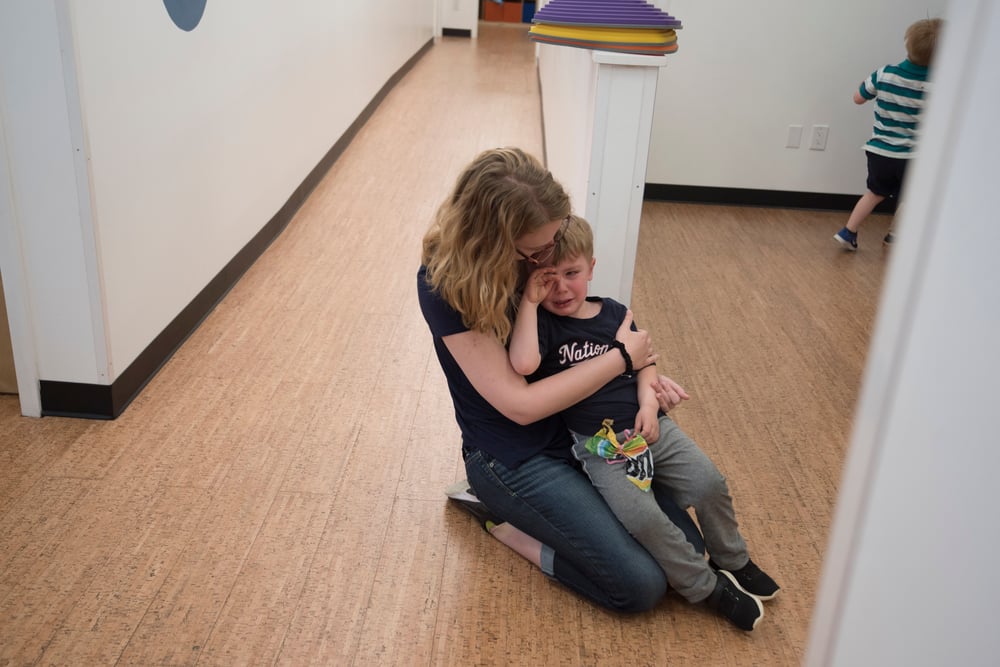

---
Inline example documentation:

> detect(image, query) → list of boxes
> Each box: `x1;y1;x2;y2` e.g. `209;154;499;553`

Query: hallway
0;23;889;665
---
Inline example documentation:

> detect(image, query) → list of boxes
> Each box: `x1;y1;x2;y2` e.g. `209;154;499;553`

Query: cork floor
0;23;891;666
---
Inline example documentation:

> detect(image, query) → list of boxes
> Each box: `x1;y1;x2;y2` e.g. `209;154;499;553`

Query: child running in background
834;17;943;250
508;215;779;631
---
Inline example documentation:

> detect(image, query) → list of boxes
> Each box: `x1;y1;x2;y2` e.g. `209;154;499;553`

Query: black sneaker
710;558;780;600
707;570;764;631
883;232;895;246
449;497;501;532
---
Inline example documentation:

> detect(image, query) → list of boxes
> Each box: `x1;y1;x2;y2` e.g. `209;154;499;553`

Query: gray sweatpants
571;415;748;603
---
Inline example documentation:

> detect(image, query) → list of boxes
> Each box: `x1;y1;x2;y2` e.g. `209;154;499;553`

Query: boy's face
540;253;595;318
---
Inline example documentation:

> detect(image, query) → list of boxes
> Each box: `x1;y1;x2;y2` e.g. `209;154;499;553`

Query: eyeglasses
517;216;570;265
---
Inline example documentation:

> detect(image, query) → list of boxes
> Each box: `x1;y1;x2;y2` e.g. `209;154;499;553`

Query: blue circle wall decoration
164;0;207;32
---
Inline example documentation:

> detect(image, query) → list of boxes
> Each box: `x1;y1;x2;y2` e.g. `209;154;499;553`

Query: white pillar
584;51;667;305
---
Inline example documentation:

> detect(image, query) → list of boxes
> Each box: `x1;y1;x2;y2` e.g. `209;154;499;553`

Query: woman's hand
615;310;658;370
651;375;690;412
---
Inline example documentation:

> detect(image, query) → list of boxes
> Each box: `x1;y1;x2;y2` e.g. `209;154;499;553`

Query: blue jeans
464;447;704;612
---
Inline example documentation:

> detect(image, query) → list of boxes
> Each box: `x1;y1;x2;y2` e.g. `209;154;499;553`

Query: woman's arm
444;312;655;425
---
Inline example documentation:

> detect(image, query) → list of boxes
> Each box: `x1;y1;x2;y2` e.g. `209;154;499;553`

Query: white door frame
0;115;41;417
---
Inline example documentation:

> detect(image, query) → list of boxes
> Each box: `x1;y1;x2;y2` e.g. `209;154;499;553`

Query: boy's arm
509;266;556;376
856;70;878;104
509;296;542;376
634;363;661;442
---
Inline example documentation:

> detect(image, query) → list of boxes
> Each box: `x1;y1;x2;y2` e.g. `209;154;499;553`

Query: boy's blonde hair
422;147;571;342
553;214;594;264
905;18;943;67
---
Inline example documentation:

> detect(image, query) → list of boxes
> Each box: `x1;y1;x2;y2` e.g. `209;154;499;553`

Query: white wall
0;0;434;405
807;2;1000;663
648;0;947;194
439;0;479;38
75;0;433;378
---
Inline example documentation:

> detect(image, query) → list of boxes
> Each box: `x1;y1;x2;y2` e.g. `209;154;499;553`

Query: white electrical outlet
810;125;829;151
786;125;803;148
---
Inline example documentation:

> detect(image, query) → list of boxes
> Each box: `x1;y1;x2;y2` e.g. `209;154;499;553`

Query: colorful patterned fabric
584;419;654;491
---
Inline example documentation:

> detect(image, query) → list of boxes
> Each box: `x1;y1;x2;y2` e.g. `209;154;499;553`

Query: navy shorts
866;151;909;199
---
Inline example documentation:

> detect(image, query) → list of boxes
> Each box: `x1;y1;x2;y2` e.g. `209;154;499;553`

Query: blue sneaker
833;227;858;251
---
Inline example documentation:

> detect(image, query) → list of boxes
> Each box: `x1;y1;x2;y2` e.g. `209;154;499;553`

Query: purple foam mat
533;18;682;29
528;23;677;39
534;0;682;27
537;6;676;12
538;0;673;7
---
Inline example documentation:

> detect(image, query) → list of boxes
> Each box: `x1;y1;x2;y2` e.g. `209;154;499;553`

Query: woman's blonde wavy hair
422;147;571;342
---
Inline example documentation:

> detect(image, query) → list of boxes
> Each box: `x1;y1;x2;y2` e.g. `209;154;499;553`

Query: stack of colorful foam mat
528;0;682;56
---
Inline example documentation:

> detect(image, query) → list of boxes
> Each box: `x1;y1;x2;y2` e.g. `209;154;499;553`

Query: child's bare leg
883;200;903;244
489;522;543;566
846;190;886;232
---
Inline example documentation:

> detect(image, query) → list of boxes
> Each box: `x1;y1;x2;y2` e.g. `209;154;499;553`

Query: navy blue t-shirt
530;297;642;435
417;265;571;469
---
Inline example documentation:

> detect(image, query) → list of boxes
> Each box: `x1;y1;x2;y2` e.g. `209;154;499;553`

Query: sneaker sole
833;234;858;251
444;479;480;503
746;588;778;602
718;569;765;630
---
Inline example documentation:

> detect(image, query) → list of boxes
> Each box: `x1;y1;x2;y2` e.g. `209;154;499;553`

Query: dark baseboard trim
39;38;435;420
441;28;472;38
39;381;115;420
643;183;898;214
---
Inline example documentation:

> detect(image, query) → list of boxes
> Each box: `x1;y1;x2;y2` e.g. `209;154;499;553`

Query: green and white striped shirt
860;59;930;158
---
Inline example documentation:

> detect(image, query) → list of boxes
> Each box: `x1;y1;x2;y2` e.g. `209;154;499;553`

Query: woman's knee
603;558;667;612
609;578;667;613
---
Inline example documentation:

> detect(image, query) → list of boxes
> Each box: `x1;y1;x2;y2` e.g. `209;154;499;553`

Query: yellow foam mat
529;24;676;44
